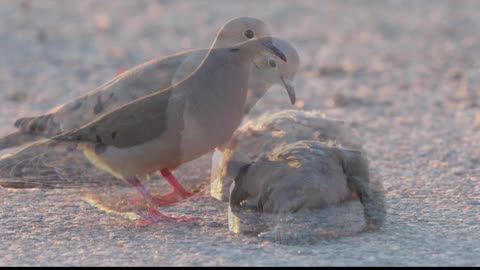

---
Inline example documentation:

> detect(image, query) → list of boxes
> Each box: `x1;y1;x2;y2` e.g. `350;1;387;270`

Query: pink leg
150;190;182;205
126;177;177;206
160;168;193;198
126;177;197;226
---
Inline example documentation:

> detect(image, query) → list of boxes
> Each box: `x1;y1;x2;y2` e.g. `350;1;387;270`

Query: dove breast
75;45;256;179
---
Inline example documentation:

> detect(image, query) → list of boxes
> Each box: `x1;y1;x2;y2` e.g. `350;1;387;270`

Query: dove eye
268;59;277;68
244;29;254;39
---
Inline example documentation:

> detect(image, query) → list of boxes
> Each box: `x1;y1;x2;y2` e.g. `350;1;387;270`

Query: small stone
332;93;363;107
333;93;347;107
451;167;466;176
37;29;47;43
110;47;126;60
95;13;112;31
317;66;346;77
7;91;28;102
19;1;32;12
447;69;463;81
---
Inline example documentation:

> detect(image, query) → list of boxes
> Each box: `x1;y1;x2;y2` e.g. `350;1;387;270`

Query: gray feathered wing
0;49;200;150
0;83;184;189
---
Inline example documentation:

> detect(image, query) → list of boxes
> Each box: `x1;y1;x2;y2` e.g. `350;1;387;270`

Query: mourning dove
228;141;386;240
172;37;299;115
241;38;299;115
0;18;294;224
211;110;364;201
0;18;297;205
0;19;296;150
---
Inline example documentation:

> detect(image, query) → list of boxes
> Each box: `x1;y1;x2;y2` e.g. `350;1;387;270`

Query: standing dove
0;17;294;224
0;18;296;150
0;17;297;204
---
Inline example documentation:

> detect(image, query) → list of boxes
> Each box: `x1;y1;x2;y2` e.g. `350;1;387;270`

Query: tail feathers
0;131;42;151
0;139;120;189
14;114;61;137
0;180;57;189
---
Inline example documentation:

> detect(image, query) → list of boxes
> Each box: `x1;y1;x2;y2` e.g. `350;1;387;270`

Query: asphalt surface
0;0;479;266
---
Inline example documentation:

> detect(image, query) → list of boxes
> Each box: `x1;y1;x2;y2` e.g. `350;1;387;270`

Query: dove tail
0;139;78;189
0;180;55;189
14;114;61;136
0;131;41;151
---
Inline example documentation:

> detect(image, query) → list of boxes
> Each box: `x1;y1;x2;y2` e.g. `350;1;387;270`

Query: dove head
229;163;252;210
213;17;293;106
213;17;273;49
250;38;299;105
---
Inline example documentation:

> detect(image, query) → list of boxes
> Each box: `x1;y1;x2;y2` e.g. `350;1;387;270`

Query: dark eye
269;59;277;68
244;29;254;39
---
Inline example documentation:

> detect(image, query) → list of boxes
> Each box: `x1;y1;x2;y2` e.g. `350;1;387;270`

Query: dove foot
127;175;192;208
126;176;176;207
151;191;182;206
134;207;198;227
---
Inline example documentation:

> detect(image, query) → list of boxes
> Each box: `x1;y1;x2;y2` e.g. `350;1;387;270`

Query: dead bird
211;110;364;201
228;140;386;244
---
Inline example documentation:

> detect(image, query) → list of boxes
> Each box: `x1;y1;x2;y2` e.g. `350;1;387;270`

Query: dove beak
263;39;287;62
281;76;296;104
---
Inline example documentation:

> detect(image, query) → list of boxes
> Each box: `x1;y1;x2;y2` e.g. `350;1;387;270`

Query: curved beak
263;39;287;62
281;76;296;104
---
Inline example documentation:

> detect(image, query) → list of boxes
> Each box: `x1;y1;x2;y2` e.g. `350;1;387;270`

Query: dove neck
202;48;251;105
187;47;251;147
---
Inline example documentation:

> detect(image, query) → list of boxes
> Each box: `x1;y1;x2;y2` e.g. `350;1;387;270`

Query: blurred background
2;0;478;119
0;0;479;266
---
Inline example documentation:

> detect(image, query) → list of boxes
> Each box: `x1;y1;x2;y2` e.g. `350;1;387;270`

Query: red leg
126;176;154;202
126;177;178;206
160;168;193;198
126;177;197;226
